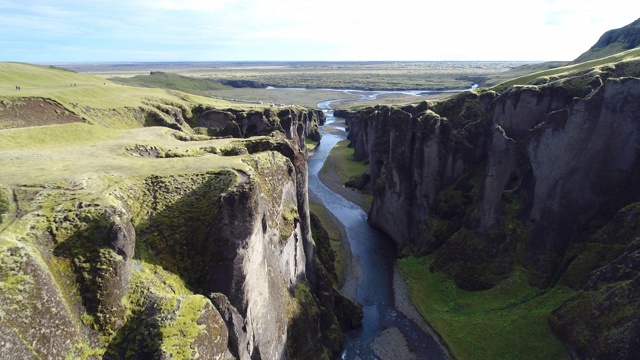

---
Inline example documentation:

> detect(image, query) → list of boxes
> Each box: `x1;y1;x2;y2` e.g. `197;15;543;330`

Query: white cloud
1;0;640;61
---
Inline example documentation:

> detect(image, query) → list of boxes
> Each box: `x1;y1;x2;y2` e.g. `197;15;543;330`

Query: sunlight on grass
492;47;640;91
320;140;366;182
398;255;574;360
0;62;257;129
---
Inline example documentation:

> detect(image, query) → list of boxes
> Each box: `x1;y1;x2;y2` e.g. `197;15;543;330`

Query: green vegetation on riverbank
319;140;372;211
398;255;574;360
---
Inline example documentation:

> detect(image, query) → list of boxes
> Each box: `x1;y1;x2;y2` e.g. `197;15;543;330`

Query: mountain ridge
573;18;640;63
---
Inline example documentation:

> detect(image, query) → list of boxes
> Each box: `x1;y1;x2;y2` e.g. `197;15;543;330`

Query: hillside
491;46;640;92
110;71;231;96
0;62;251;129
573;18;640;63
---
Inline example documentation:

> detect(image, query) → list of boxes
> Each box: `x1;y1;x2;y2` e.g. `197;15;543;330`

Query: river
308;99;448;360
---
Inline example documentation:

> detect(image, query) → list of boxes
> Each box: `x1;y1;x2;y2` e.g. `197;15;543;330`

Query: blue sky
2;0;639;62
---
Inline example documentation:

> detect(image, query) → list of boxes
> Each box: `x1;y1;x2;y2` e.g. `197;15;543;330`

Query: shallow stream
308;100;448;359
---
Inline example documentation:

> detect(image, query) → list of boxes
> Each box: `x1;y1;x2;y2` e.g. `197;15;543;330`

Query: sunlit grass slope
492;47;640;91
0;125;249;185
110;71;231;96
0;62;255;129
0;62;265;187
399;255;574;360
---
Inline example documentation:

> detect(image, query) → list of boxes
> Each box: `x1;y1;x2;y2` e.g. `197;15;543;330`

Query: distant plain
64;61;539;108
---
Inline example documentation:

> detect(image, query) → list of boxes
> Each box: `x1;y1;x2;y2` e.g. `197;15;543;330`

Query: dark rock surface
342;57;640;357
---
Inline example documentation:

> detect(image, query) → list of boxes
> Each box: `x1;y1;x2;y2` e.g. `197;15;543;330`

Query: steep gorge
339;57;640;357
0;104;359;359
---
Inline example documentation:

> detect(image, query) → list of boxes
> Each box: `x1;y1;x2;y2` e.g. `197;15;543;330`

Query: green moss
309;211;338;286
319;139;372;210
0;244;35;309
492;47;640;92
285;282;330;360
309;204;347;286
321;140;367;182
399;255;574;360
280;206;299;242
501;194;524;242
0;186;10;224
435;187;465;219
305;138;319;150
130;172;236;293
105;261;207;359
158;295;208;359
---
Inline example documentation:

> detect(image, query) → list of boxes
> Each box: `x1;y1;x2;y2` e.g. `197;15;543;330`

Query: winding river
308;99;448;360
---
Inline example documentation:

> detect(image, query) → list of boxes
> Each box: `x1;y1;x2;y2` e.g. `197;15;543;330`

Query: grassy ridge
111;72;231;96
399;255;574;360
0;62;254;129
492;47;640;91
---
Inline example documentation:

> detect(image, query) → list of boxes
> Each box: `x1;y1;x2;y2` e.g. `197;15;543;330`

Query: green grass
0;62;257;129
398;255;574;360
0;124;247;186
319;140;372;210
111;72;231;96
491;47;640;92
320;140;367;182
481;61;569;87
305;138;319;151
74;61;531;92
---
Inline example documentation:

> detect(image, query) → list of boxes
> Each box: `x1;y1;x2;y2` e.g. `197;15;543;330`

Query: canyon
0;89;360;359
3;17;640;358
338;50;640;358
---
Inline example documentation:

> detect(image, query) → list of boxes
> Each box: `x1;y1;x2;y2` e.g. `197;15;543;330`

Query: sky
1;0;639;63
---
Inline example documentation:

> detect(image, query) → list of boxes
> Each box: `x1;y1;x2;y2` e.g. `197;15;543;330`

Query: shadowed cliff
340;51;640;358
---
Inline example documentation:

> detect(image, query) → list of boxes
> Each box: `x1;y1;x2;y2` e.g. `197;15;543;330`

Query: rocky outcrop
192;106;325;144
549;204;640;359
343;58;640;356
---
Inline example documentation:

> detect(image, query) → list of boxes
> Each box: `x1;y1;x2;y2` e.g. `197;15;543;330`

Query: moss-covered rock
0;186;9;225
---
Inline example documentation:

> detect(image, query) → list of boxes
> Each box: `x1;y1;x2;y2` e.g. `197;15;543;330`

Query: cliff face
192;106;325;144
343;59;640;357
0;106;348;359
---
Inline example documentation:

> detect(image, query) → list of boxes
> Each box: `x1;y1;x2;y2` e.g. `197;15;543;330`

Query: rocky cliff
341;56;640;357
0;103;353;359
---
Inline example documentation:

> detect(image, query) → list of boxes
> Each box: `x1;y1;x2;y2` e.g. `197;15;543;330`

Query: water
308;100;447;359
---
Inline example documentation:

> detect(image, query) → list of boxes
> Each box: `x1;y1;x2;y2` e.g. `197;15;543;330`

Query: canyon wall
340;60;640;357
0;106;354;359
